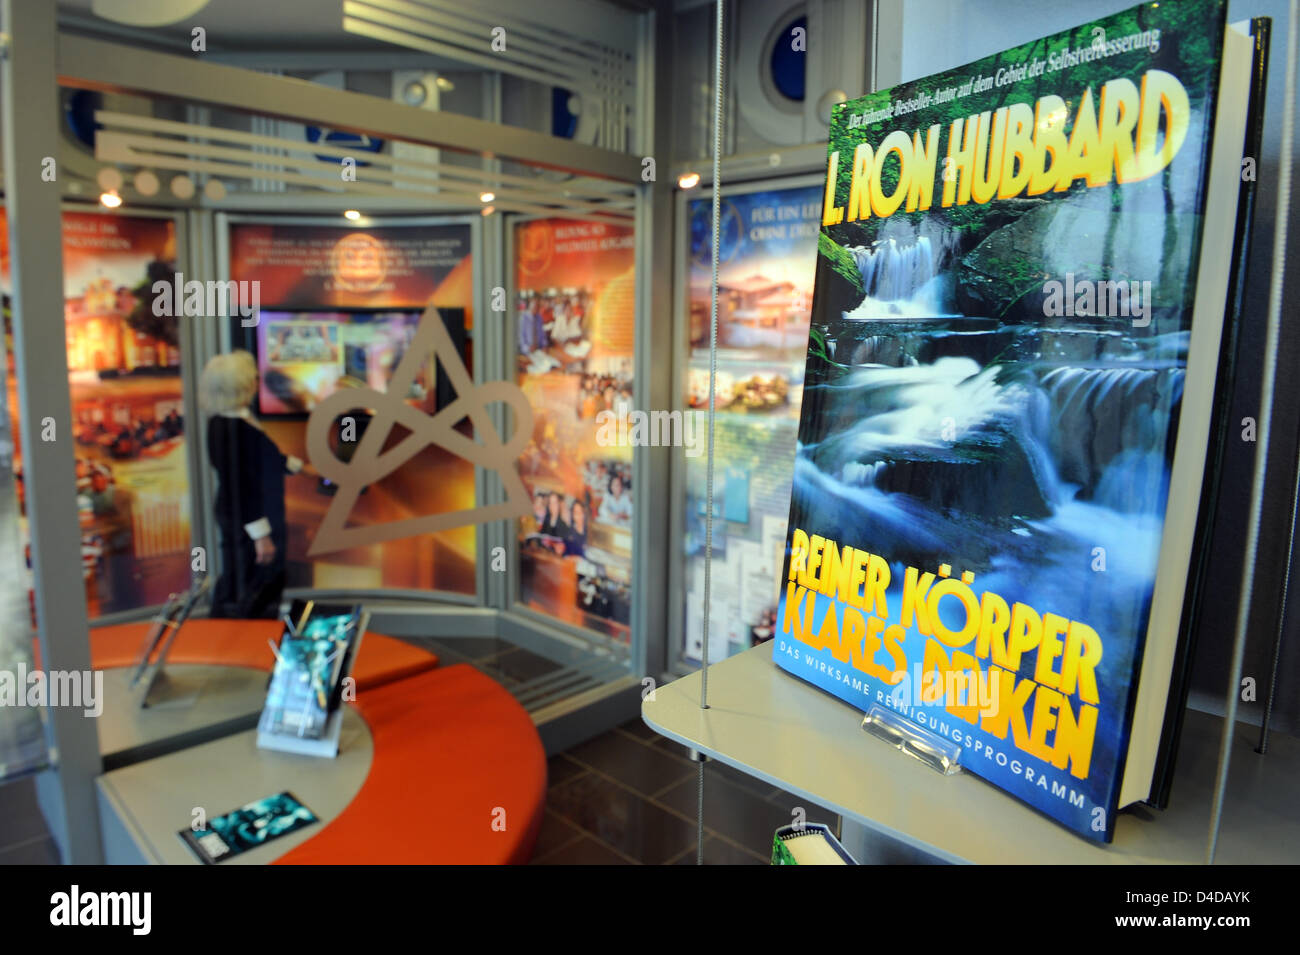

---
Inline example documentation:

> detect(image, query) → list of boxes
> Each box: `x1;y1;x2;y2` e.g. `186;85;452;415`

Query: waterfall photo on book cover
777;0;1250;842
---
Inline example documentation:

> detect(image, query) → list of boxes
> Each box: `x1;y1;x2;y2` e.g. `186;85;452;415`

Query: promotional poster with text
514;217;635;640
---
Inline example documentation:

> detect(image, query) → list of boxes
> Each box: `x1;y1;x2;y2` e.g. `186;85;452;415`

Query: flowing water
792;230;1187;720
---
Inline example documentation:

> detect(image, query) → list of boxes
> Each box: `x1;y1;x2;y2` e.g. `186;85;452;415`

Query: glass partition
224;216;478;597
674;179;823;666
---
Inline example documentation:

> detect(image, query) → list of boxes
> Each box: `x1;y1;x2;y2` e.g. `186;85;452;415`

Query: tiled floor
0;775;61;865
0;635;833;865
533;719;841;865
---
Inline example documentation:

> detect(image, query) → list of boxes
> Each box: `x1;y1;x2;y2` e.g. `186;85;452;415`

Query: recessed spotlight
480;205;495;217
134;170;160;196
99;191;122;209
97;167;124;192
344;209;362;221
677;172;701;190
479;191;495;203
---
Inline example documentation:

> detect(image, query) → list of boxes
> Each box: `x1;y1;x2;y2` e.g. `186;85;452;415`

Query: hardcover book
775;0;1255;842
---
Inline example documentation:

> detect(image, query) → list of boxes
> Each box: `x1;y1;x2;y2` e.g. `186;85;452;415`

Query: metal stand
862;705;962;777
695;0;727;866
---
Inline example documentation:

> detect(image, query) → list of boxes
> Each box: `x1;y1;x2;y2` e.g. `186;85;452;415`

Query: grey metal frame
54;34;642;183
1;0;102;862
666;171;824;676
633;2;673;685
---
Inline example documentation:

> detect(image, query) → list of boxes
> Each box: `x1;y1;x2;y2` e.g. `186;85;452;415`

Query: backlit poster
513;217;635;641
680;185;821;662
229;222;475;595
1;209;190;619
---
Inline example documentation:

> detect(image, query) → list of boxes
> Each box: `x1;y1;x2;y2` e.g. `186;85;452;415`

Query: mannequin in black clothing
199;350;312;619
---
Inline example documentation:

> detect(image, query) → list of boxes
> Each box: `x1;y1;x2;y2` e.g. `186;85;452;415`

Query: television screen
253;310;447;416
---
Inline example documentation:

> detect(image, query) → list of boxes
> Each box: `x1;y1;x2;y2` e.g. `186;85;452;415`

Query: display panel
679;184;823;663
1;209;191;620
229;221;475;595
513;217;635;640
253;310;426;417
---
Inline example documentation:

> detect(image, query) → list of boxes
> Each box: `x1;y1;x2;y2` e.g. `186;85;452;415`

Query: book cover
178;791;318;864
776;0;1233;842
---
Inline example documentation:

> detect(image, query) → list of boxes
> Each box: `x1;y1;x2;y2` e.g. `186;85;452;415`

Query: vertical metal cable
698;0;726;867
1209;0;1296;862
696;758;706;865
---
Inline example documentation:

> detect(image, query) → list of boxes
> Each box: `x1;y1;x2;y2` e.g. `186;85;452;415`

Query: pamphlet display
130;574;213;706
775;0;1255;842
179;790;318;864
256;601;366;758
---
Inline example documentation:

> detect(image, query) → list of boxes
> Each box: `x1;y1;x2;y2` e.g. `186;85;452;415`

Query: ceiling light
401;81;428;107
99;191;122;209
344;210;362;221
134;170;160;196
479;191;495;203
677;172;701;190
97;167;124;192
92;0;210;27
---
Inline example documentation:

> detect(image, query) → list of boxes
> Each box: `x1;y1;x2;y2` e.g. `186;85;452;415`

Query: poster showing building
680;185;822;662
2;210;190;620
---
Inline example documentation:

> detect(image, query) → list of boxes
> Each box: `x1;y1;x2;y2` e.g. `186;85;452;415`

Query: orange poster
1;209;190;619
513;217;635;641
